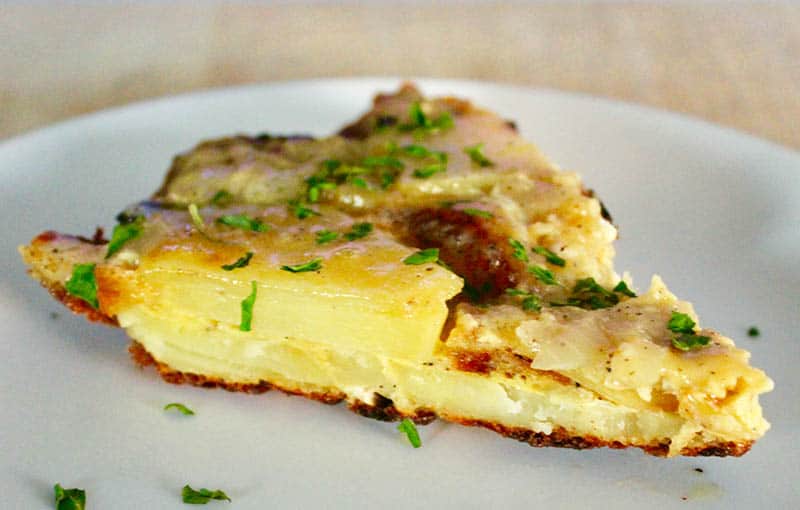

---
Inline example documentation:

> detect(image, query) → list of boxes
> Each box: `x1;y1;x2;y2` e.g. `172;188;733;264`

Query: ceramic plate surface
1;78;798;508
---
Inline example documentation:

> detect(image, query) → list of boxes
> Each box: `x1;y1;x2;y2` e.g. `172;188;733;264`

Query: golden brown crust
127;341;752;457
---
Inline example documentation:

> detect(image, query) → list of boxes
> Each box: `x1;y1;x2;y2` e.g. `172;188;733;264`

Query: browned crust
127;341;752;457
452;419;752;457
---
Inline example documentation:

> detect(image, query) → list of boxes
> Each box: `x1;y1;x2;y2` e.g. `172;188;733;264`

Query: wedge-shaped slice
20;84;772;457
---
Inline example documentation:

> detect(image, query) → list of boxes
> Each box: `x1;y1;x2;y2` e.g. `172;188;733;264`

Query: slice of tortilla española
20;84;772;457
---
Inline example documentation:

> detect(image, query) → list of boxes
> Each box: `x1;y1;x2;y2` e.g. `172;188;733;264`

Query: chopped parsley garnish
216;214;269;232
65;263;99;309
400;102;454;134
550;277;616;310
281;257;323;273
362;156;404;169
182;485;231;504
221;251;253;271
307;159;369;201
667;311;711;351
508;238;529;263
402;144;432;158
306;179;336;203
672;333;711;351
506;288;542;312
401;144;448;162
344;222;373;241
548;278;635;310
210;190;233;206
380;172;396;189
464;143;494;167
612;280;636;297
239;281;257;332
106;216;144;258
164;402;195;416
315;229;339;244
532;246;565;267
403;248;440;265
54;483;86;510
667;311;697;334
528;265;558;286
289;200;321;219
397;418;422;448
321;159;341;173
412;163;446;178
408;102;427;128
569;277;616;308
748;326;760;337
462;208;494;219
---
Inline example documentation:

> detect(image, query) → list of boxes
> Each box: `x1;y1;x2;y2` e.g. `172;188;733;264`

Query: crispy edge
127;341;752;457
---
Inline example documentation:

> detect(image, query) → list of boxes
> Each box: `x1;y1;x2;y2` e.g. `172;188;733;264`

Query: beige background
1;2;798;149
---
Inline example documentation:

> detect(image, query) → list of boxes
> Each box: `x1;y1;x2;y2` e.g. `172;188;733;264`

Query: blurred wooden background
1;2;798;149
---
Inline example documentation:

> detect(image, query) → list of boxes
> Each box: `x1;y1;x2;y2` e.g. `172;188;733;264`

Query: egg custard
20;84;772;456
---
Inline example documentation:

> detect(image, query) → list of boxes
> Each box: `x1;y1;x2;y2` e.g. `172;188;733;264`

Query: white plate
1;78;798;508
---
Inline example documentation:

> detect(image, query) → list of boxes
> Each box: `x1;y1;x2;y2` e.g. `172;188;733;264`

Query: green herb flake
568;277;617;309
210;190;233;206
401;102;454;134
672;332;711;352
344;222;373;241
667;312;710;351
315;229;339;244
413;163;446;179
54;483;86;510
239;281;257;332
748;326;760;337
403;248;440;265
462;208;494;219
221;251;254;271
289;200;321;220
65;263;99;309
397;418;422;448
612;280;636;297
216;214;269;233
351;176;368;189
505;288;541;312
667;312;697;334
164;402;195;416
402;144;432;158
508;238;529;263
362;156;404;169
464;143;494;167
281;257;323;273
380;172;397;189
402;144;448;163
528;265;558;286
532;246;566;267
322;159;342;172
182;485;231;504
106;216;144;259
